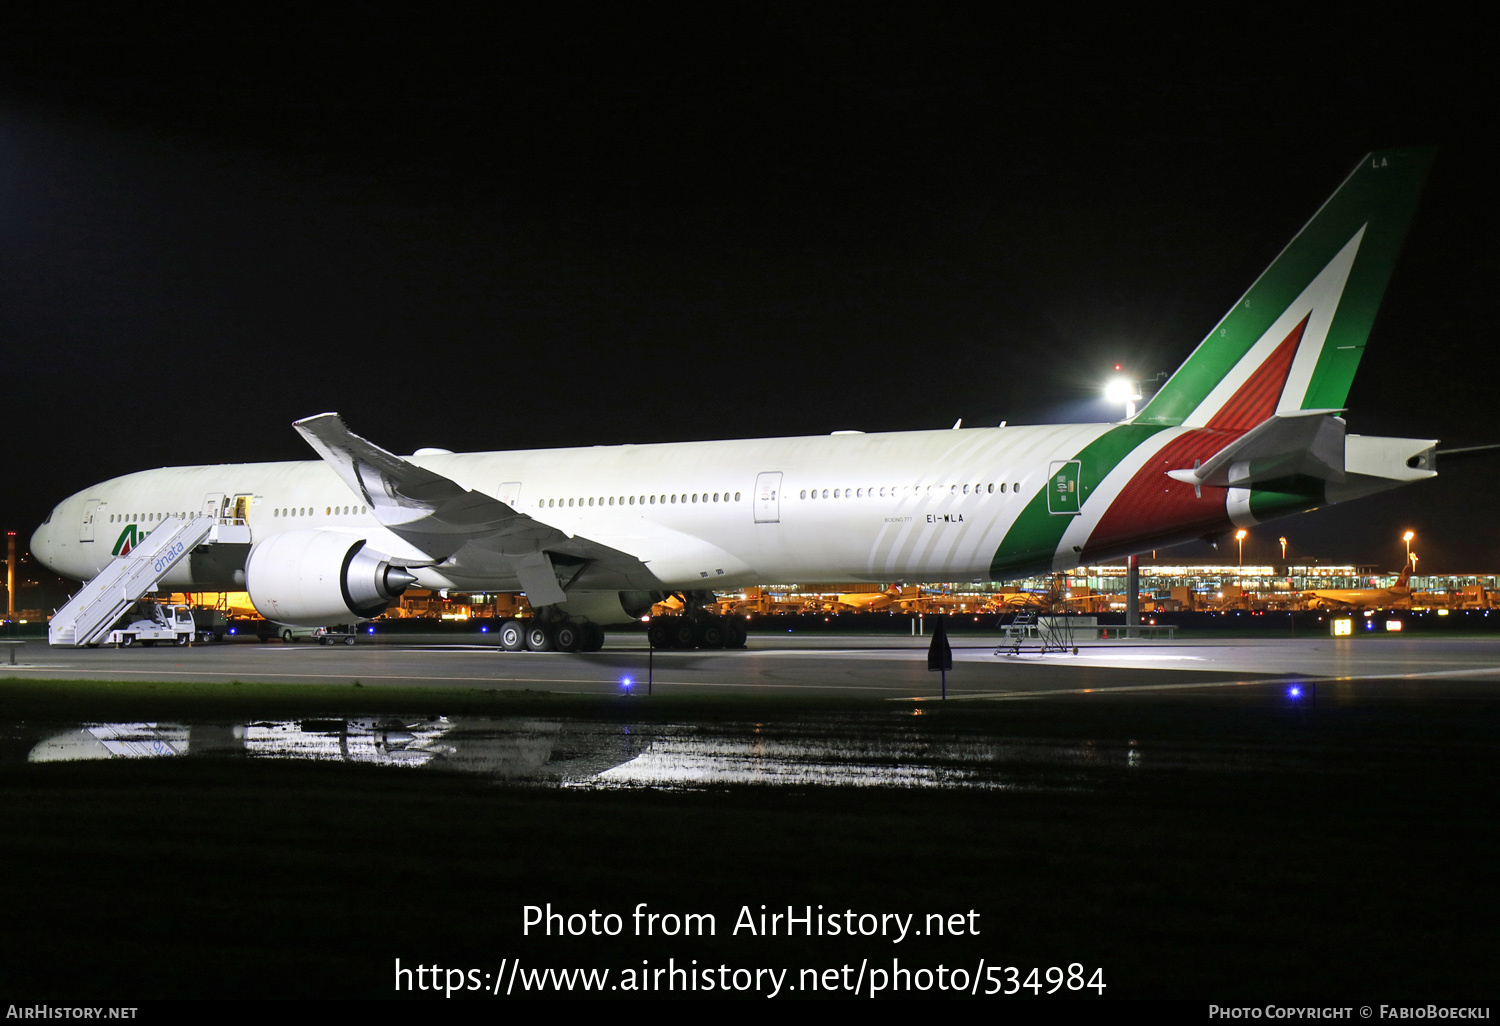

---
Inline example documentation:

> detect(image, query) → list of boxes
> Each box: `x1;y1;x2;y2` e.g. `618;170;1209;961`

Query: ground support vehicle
106;603;195;648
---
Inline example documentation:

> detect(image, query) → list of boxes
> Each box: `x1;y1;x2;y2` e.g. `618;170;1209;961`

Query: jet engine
245;530;417;625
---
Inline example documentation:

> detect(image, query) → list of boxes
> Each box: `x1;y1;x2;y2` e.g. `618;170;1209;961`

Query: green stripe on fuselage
989;424;1169;579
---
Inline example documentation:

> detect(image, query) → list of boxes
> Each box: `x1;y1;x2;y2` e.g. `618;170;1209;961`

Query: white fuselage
33;423;1115;594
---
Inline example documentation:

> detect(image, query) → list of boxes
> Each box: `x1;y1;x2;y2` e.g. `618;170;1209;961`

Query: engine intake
245;530;416;625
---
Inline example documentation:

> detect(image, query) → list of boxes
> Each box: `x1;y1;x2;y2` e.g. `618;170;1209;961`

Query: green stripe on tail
1134;149;1434;426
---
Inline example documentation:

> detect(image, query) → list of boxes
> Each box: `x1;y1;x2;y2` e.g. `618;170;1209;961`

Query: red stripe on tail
1206;315;1310;430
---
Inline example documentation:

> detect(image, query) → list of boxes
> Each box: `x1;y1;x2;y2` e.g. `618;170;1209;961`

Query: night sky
3;9;1496;576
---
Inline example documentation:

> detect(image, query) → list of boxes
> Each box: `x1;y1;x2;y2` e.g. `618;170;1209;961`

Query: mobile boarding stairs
47;515;249;647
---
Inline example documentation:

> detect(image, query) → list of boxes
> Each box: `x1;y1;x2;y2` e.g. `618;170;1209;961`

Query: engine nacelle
552;590;665;625
245;530;417;626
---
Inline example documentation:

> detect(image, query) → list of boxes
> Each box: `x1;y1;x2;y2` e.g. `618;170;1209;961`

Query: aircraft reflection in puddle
18;718;1152;790
25;718;650;782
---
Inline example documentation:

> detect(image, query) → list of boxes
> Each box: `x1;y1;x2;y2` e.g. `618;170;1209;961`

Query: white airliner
32;149;1439;651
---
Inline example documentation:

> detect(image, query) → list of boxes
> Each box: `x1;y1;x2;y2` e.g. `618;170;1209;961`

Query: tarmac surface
6;630;1500;699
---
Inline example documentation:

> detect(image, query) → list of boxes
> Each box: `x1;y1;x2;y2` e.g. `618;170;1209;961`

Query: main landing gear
646;615;748;650
496;618;605;653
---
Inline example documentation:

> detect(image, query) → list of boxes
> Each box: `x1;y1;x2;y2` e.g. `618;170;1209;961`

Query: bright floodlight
1104;377;1138;404
1104;375;1142;420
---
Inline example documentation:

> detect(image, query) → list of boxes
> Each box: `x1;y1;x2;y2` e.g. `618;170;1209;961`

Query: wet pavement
5;631;1500;698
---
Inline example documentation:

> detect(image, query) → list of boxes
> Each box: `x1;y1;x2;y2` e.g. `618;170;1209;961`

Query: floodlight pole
5;532;14;618
1126;554;1139;631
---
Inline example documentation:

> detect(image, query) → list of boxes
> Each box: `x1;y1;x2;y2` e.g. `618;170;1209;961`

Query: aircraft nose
30;515;57;575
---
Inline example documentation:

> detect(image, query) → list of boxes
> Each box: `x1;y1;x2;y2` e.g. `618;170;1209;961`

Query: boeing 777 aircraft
32;149;1439;651
1302;562;1415;610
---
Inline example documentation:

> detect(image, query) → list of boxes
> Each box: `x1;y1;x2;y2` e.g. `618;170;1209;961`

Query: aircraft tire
498;620;526;652
726;619;748;648
646;621;674;649
671;620;697;649
554;623;583;652
525;624;555;652
580;622;605;652
695;620;726;649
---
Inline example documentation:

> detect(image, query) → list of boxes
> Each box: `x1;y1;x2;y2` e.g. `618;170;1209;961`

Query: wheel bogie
647;615;745;650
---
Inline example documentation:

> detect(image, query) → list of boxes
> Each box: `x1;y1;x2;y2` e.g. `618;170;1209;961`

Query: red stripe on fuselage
1082;428;1243;560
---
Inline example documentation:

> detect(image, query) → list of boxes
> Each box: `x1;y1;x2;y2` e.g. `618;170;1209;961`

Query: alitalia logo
113;524;149;556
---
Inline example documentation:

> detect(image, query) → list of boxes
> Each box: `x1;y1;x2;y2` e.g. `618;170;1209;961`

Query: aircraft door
232;494;253;524
497;481;522;508
80;499;102;543
202;493;227;521
754;472;783;524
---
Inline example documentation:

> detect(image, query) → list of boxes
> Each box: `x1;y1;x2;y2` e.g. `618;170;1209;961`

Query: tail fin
1395;560;1413;589
1134;149;1434;428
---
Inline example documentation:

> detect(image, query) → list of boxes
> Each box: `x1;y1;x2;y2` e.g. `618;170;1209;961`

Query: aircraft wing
293;413;656;603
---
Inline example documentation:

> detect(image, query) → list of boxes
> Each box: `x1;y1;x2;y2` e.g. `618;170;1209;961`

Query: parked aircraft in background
1302;561;1414;610
826;584;911;613
33;150;1439;651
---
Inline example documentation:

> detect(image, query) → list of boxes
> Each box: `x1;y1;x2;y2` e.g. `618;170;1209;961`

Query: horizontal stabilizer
1165;409;1346;490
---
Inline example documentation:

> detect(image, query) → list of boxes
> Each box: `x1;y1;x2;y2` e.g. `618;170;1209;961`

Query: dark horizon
3;11;1495;575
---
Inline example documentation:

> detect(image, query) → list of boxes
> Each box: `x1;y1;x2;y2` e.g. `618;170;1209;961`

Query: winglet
294;412;444;525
